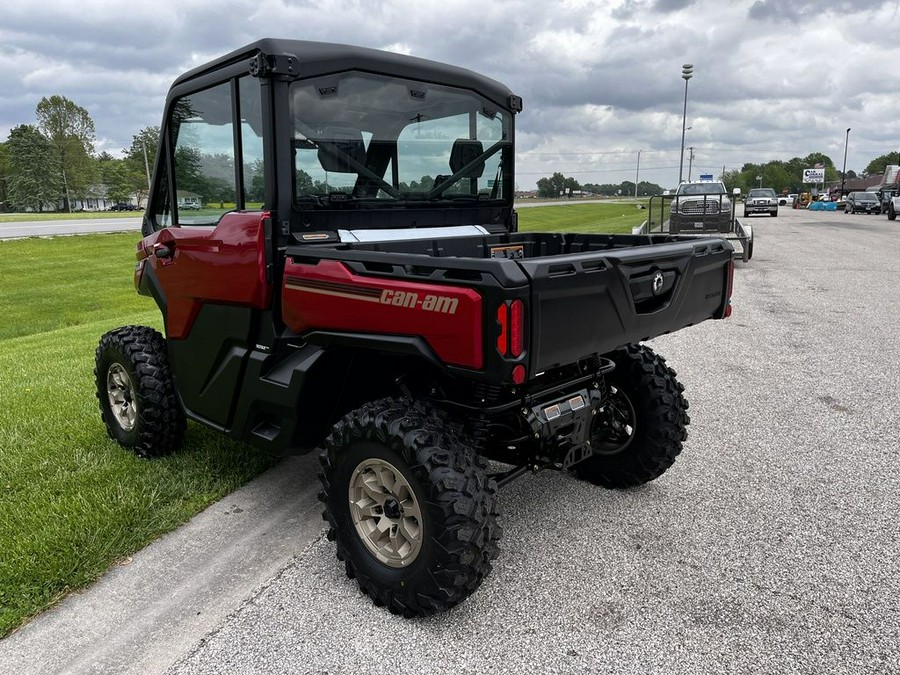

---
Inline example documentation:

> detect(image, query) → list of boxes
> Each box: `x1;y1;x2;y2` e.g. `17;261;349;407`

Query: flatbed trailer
640;193;754;262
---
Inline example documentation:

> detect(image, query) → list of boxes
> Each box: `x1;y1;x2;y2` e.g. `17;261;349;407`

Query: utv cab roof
171;38;521;113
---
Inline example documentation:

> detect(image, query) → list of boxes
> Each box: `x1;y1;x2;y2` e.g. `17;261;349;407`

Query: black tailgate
516;238;732;372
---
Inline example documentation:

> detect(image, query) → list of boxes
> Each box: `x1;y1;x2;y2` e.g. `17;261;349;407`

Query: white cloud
1;0;898;187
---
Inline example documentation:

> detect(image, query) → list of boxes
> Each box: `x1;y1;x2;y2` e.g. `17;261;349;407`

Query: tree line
536;172;664;199
537;151;900;200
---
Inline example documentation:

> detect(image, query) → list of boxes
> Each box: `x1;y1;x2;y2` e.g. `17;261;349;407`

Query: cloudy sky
2;0;898;190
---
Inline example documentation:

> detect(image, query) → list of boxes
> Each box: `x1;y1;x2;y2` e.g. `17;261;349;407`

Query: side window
239;77;266;209
170;82;236;224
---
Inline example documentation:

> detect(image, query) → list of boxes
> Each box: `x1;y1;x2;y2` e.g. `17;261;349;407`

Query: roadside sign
803;168;825;183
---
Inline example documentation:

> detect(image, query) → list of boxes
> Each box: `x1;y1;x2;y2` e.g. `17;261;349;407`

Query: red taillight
512;364;526;384
724;258;735;318
496;304;508;355
510;299;524;357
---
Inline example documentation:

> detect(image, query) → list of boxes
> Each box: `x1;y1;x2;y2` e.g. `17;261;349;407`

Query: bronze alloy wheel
348;457;423;567
320;398;501;616
106;363;138;431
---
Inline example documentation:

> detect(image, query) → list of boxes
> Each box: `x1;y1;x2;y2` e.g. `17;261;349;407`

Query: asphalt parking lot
2;207;898;674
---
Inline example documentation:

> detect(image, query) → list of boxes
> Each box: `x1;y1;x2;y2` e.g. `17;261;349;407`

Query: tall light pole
635;149;642;198
678;64;693;185
687;147;694;181
840;128;851;197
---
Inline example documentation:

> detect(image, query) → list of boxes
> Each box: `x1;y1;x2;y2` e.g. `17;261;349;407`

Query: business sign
803;168;825;183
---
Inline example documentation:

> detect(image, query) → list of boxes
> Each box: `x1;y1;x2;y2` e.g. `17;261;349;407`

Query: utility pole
687;147;694;181
141;139;152;208
840;128;850;198
61;165;72;213
678;64;693;185
635;149;642;198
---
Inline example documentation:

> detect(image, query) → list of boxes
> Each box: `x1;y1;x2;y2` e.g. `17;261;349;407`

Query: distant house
177;190;203;209
828;174;881;197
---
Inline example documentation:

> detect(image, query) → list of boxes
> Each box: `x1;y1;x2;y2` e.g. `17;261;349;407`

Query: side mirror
732;188;742;196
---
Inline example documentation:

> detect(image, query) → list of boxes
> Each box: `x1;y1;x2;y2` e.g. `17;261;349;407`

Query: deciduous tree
36;95;98;211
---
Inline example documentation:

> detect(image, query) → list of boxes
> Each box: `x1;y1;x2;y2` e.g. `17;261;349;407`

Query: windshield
677;182;726;196
857;193;877;202
748;189;776;198
289;71;511;206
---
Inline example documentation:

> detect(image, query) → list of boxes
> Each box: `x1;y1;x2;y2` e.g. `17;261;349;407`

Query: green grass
0;234;276;637
0;234;152;340
516;201;648;233
0;211;141;223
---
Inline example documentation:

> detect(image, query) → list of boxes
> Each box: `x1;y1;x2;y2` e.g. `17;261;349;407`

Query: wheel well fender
294;336;449;450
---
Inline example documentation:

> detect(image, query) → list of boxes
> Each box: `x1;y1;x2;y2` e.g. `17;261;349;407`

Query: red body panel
282;259;484;369
138;212;273;339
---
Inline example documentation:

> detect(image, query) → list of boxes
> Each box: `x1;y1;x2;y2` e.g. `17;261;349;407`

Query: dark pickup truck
95;39;734;618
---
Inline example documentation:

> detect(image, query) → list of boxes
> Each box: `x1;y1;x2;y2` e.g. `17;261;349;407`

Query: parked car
844;191;881;214
108;203;137;211
743;188;778;217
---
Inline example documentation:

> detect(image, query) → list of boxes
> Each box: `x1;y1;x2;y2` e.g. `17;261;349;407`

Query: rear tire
320;398;501;617
889;204;896;221
94;326;185;458
574;344;689;489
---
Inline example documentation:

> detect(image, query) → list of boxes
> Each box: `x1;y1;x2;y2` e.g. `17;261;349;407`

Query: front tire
574;344;689;489
320;398;501;617
94;326;186;458
889;204;896;221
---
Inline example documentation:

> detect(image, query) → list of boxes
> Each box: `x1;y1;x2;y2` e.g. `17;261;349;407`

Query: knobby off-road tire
575;344;689;489
319;398;501;617
94;325;186;458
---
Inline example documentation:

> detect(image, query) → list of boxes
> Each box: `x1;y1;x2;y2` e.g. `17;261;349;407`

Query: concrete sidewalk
0;454;324;675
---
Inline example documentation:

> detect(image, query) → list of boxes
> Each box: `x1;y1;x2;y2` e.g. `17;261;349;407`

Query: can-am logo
380;289;459;314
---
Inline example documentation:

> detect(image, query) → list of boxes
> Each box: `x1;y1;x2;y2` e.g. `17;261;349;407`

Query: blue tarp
808;201;838;211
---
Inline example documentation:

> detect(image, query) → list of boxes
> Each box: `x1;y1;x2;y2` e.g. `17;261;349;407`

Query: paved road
0;217;142;239
1;207;898;674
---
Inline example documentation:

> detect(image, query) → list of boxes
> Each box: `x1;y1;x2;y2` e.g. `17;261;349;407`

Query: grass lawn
0;204;644;637
0;233;276;638
517;201;648;233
